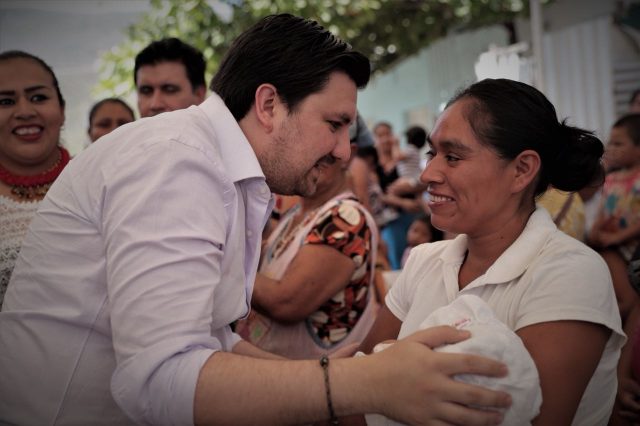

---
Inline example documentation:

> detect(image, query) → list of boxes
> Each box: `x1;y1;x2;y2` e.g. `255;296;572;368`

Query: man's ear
254;83;279;133
512;149;541;193
194;85;206;103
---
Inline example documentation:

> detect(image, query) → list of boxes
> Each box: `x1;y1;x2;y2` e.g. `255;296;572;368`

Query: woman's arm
358;303;403;353
611;303;640;425
251;244;356;322
348;157;373;214
517;320;610;425
598;220;640;248
382;192;423;213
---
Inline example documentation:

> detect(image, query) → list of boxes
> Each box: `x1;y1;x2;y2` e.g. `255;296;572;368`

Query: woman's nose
420;157;444;185
14;98;37;119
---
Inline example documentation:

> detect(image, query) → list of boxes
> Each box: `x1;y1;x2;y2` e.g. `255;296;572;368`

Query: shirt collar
440;207;557;284
198;93;265;183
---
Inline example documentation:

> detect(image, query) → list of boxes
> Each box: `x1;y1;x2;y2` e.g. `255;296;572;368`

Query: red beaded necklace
0;146;70;200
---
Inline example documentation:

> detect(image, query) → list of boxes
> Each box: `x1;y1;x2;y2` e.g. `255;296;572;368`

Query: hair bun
548;121;604;192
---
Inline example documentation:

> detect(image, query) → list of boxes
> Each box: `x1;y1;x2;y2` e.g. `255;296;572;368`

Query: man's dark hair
134;38;206;90
210;14;370;120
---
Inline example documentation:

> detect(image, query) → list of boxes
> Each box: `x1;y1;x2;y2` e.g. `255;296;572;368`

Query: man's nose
332;128;352;162
149;91;167;112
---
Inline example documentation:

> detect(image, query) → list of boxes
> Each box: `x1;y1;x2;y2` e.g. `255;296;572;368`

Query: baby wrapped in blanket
365;294;542;426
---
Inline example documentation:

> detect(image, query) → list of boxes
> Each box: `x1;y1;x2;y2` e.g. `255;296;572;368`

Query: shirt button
247;230;253;237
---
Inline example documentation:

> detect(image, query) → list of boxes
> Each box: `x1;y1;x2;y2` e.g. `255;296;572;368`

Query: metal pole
530;0;545;92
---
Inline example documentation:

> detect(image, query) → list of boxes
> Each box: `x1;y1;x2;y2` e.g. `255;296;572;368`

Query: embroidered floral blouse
0;196;40;309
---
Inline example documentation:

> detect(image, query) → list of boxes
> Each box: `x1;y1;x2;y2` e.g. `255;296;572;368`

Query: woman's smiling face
421;98;518;237
0;57;65;172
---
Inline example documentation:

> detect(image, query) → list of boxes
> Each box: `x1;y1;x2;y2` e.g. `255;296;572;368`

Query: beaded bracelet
320;354;339;425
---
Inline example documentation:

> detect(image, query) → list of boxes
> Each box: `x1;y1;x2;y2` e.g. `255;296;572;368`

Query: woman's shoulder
331;194;370;217
542;228;603;261
533;229;610;283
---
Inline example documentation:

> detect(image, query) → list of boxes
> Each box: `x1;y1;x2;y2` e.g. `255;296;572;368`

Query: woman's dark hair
448;78;604;196
134;38;206;91
88;98;135;127
0;50;65;108
210;14;370;120
612;114;640;147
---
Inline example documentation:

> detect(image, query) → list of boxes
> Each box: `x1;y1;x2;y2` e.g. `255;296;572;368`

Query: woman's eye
31;94;49;102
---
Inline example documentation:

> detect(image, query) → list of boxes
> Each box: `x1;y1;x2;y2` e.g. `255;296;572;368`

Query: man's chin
294;184;317;198
292;176;319;198
266;171;318;197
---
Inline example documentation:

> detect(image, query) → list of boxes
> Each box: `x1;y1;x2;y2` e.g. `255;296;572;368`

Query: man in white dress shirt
0;14;511;426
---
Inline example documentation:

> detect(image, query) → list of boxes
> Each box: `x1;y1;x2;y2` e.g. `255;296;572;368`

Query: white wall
359;0;626;144
0;0;147;154
540;16;616;140
358;25;510;141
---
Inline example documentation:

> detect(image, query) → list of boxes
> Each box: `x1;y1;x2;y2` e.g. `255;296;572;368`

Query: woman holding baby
358;79;624;425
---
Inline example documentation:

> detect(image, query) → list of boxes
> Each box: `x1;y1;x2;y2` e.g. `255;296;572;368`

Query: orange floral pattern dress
304;197;374;346
236;192;379;359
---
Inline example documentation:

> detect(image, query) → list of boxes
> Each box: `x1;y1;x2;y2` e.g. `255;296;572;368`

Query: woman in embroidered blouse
0;51;70;308
236;155;379;359
358;79;625;425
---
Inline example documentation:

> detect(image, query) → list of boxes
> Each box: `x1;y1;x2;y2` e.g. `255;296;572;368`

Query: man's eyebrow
0;90;15;96
335;113;352;126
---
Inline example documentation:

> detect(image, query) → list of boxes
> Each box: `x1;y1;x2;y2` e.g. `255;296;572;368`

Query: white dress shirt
386;208;625;426
0;94;273;425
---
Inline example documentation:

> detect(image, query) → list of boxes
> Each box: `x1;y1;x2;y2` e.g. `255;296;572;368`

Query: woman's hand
617;377;640;422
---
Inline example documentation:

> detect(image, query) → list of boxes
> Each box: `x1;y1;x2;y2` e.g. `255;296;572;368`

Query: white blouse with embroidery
0;196;40;308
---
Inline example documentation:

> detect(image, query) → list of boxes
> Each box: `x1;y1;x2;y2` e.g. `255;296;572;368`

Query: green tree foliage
95;0;545;98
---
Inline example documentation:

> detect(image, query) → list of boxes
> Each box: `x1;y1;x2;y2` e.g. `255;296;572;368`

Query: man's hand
367;326;511;426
